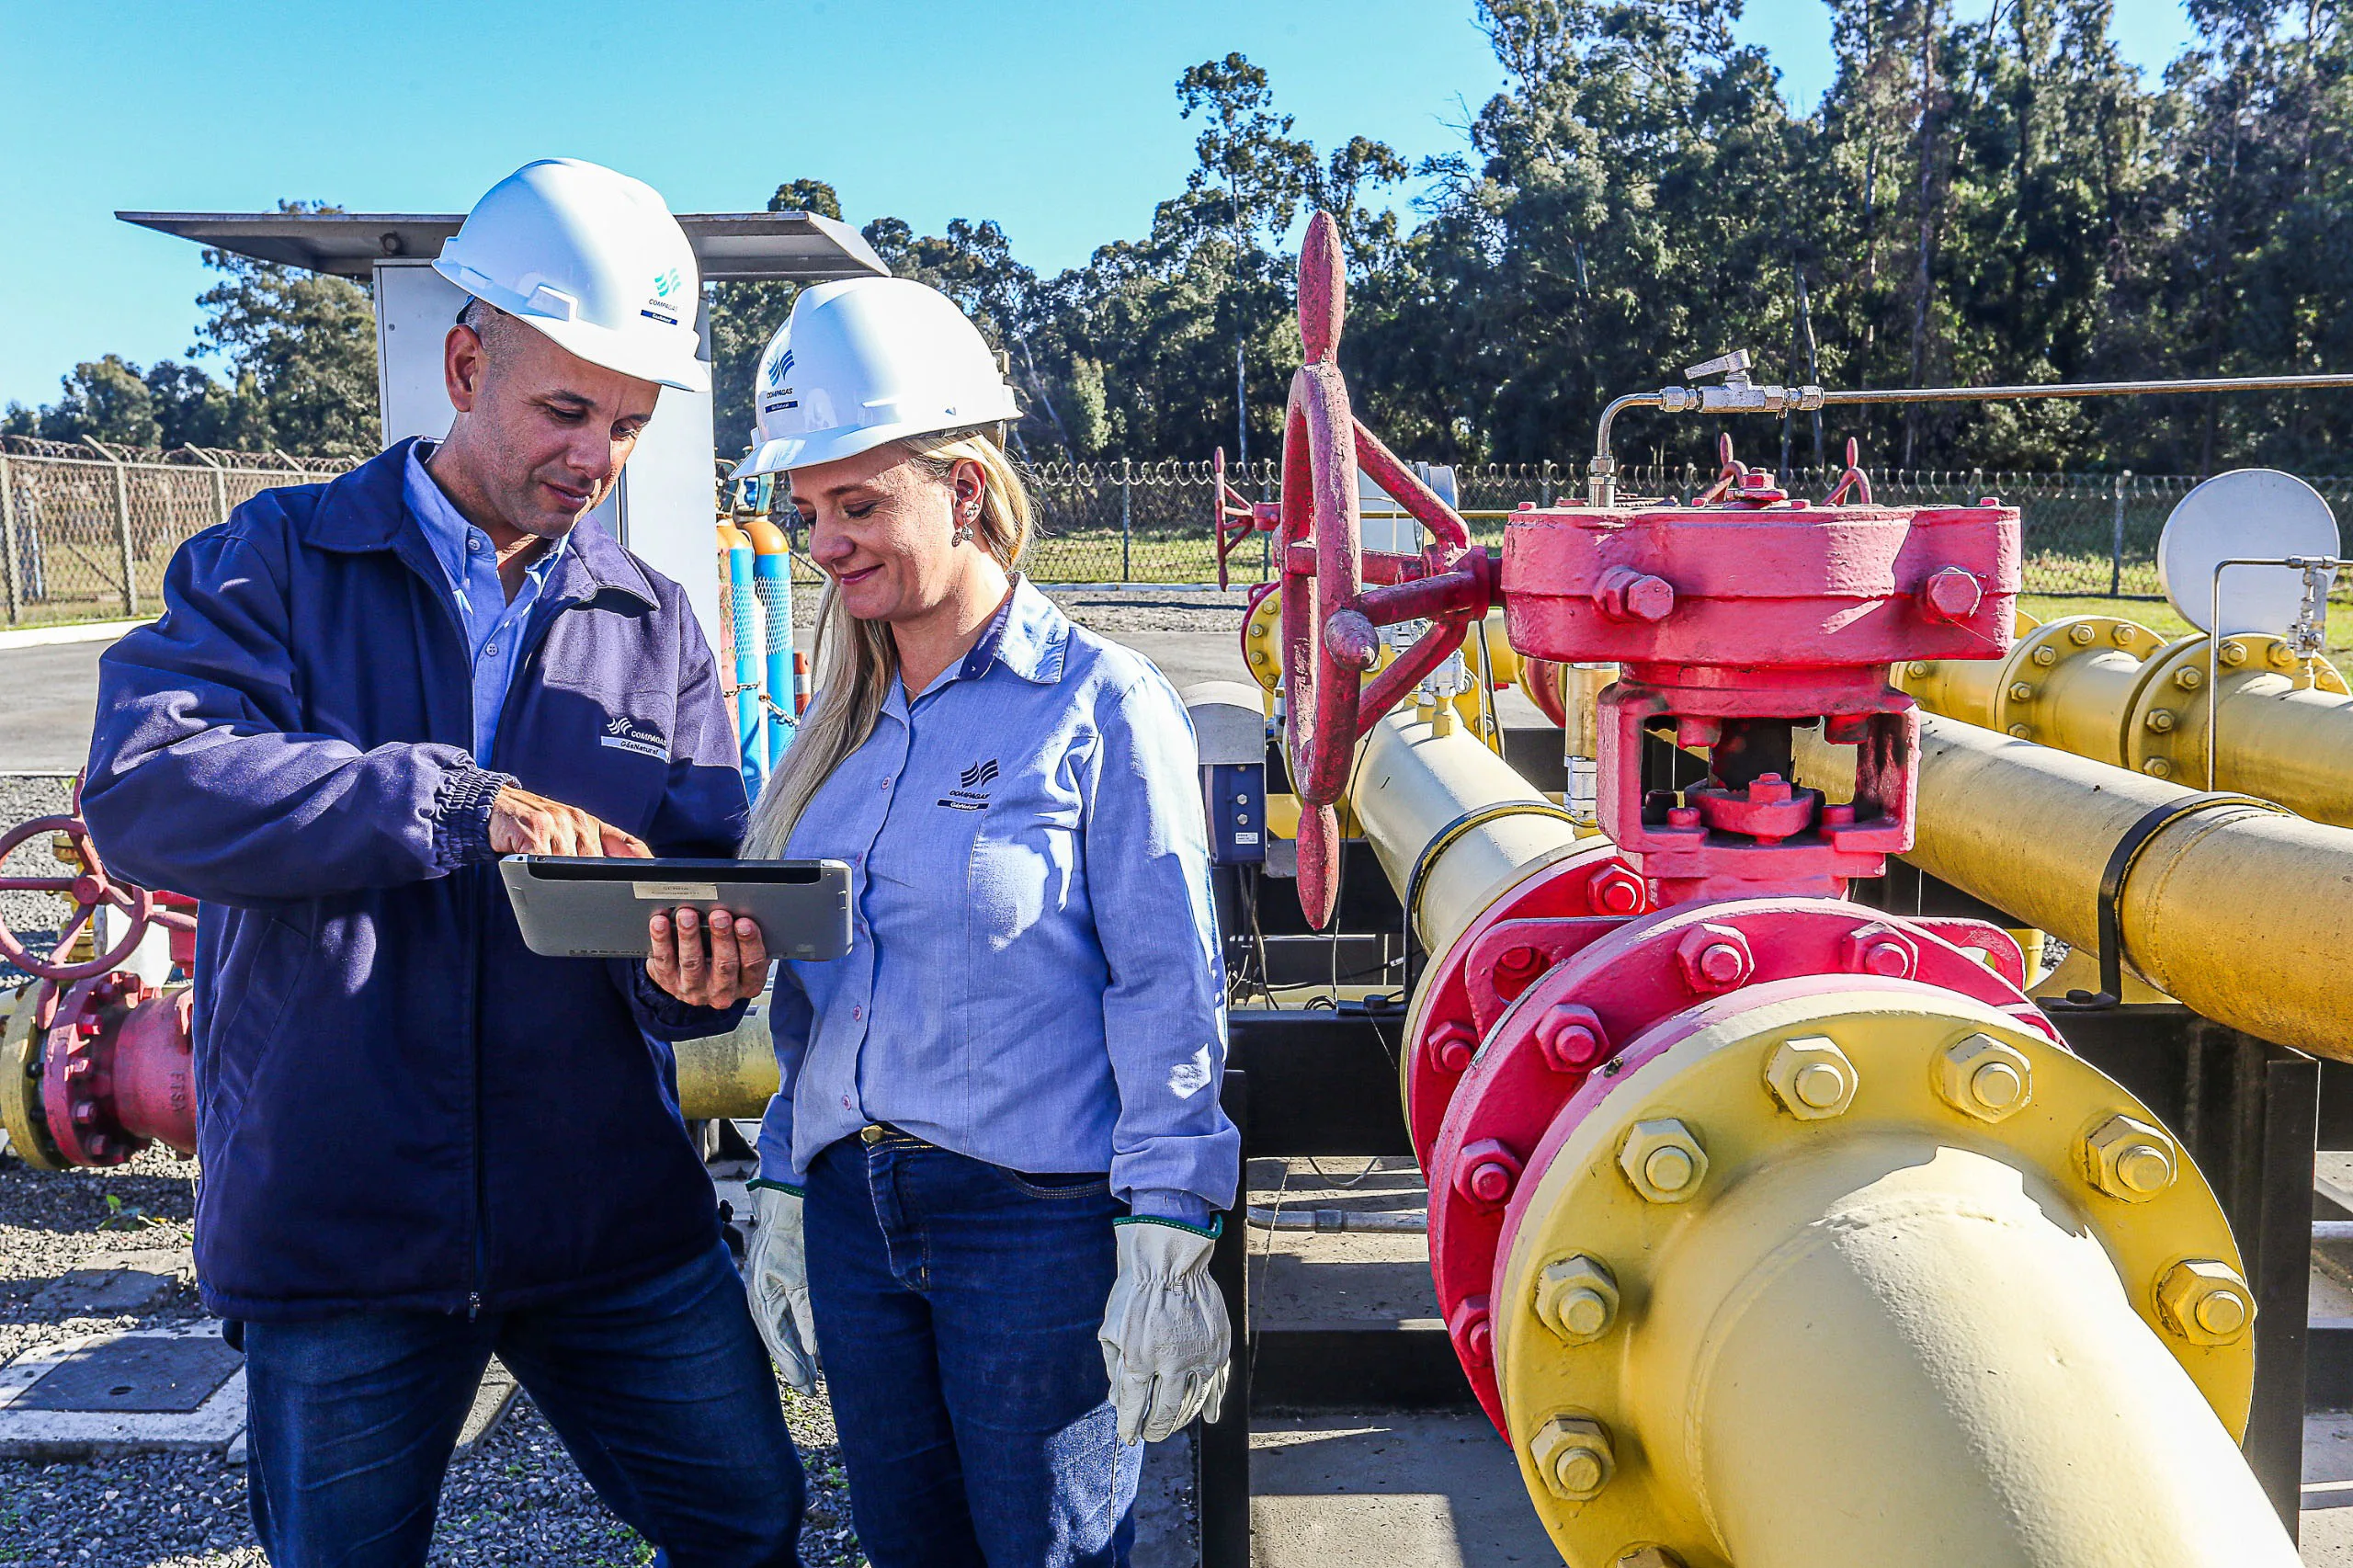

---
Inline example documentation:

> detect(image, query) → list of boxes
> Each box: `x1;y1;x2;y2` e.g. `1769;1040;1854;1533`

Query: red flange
38;970;197;1166
1424;900;2040;1432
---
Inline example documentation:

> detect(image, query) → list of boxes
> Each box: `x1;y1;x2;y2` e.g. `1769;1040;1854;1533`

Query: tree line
12;0;2351;476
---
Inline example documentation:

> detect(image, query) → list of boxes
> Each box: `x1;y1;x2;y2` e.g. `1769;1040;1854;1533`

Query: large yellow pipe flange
0;984;66;1171
1491;983;2263;1568
1894;608;2040;727
1981;615;2165;757
674;996;784;1122
2122;631;2352;786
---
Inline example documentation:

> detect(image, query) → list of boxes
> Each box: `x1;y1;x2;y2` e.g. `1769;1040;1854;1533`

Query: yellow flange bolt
2085;1113;2178;1201
1620;1119;1709;1203
1534;1254;1620;1346
1934;1033;2033;1122
2069;622;2097;646
1529;1414;1615;1504
2157;1259;2256;1346
1766;1035;1859;1119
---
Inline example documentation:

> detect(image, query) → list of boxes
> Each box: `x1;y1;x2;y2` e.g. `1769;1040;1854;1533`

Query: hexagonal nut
2085;1113;2178;1202
1428;1019;1479;1074
1534;1254;1620;1345
1839;922;1918;980
1616;1550;1688;1568
1619;1118;1709;1203
1766;1036;1859;1120
1674;923;1753;994
1528;1414;1616;1504
1534;1002;1608;1073
1934;1033;2033;1123
2156;1259;2256;1346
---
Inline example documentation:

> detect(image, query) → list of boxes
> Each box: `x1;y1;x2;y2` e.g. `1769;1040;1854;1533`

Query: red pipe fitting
1454;1138;1524;1209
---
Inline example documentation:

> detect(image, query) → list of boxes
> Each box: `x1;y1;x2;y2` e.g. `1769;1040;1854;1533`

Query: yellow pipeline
1902;613;2353;822
1492;985;2285;1568
676;1002;782;1120
1349;708;1583;958
1795;710;2353;1062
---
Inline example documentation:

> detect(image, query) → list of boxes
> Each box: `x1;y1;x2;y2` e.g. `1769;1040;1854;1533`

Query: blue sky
0;0;2200;412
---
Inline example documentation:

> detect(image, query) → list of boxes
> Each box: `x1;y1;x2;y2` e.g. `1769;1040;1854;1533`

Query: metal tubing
674;1004;782;1120
1349;710;1582;957
1796;711;2353;1061
1645;1139;2296;1567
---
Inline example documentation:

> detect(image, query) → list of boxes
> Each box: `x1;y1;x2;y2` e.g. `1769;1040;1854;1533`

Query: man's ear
445;324;488;415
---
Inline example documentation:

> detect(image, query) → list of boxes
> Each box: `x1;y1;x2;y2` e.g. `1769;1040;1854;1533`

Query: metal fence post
0;452;17;624
1120;458;1132;584
110;459;138;617
1540;460;1554;507
2109;470;2131;597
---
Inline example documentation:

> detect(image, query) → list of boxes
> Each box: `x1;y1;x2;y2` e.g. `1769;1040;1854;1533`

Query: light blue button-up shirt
403;442;570;764
757;579;1238;1222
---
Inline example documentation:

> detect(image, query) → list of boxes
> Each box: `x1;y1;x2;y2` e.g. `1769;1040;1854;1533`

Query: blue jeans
241;1242;804;1568
803;1131;1139;1567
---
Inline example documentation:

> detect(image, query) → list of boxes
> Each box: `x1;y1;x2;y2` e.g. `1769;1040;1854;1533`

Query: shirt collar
404;438;569;592
964;575;1069;686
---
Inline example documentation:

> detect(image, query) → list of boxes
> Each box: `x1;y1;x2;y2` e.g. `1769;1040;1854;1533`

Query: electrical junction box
1183;681;1270;867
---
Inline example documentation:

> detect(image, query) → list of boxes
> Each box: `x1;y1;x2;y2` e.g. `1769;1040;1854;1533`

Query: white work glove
1097;1219;1231;1445
745;1182;820;1393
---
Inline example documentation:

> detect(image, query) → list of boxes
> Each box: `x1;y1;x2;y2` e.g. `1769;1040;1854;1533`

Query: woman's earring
952;523;973;545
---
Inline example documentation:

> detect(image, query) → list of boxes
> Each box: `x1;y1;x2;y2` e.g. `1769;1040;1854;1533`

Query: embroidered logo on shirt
598;715;667;759
938;756;999;811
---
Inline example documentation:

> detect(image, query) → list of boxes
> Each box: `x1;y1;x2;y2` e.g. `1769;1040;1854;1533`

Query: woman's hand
646;906;770;1007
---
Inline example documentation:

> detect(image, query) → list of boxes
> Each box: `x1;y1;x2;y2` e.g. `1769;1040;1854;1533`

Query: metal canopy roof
116;210;890;283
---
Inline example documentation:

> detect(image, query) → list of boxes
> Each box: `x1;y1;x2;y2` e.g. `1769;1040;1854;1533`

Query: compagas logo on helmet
641;267;686;328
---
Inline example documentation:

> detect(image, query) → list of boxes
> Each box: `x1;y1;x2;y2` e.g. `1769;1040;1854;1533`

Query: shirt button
483;642;498;657
879;778;891;790
466;536;483;551
852;1006;863;1021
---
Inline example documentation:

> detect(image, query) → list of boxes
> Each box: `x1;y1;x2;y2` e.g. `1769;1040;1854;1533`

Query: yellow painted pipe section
1796;710;2353;1061
1494;985;2280;1568
1904;614;2353;825
675;1001;783;1121
1350;709;1582;959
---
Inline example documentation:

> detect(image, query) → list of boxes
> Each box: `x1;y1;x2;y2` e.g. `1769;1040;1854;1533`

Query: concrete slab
454;1358;519;1459
27;1246;191;1317
1133;1426;1196;1568
1249;1414;1558;1567
0;1321;244;1459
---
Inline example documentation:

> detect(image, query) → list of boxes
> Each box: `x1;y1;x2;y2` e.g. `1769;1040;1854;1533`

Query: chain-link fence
0;438;346;628
8;438;2349;621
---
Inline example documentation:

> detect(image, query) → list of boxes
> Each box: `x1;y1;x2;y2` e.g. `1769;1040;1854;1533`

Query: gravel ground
0;1147;863;1567
0;776;73;985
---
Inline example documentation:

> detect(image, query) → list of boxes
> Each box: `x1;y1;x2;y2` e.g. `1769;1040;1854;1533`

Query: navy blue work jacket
82;439;750;1322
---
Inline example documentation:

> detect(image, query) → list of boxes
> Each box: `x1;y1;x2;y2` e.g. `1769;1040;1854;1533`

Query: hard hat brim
733;395;1023;477
438;259;709;393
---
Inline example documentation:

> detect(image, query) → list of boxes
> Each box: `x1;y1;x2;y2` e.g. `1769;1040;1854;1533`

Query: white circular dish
2158;469;2339;634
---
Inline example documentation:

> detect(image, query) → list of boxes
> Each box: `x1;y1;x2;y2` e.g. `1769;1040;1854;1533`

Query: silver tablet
498;857;855;961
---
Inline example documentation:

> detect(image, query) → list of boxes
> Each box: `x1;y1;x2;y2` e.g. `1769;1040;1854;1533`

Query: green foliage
190;200;378;458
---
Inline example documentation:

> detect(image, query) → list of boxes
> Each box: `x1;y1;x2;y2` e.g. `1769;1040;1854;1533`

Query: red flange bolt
1448;1294;1495;1369
1431;1020;1480;1074
1919;566;1984;625
1675;923;1754;994
1534;1002;1608;1073
1841;923;1919;980
1595;568;1676;624
1586;866;1646;916
1455;1138;1525;1208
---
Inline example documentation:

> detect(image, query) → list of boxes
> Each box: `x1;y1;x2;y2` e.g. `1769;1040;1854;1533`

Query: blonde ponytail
742;428;1031;858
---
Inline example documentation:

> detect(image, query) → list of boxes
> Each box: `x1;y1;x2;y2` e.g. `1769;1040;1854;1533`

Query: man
82;159;802;1567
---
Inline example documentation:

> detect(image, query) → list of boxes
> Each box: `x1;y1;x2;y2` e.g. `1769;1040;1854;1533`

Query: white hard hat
734;277;1020;476
435;158;710;393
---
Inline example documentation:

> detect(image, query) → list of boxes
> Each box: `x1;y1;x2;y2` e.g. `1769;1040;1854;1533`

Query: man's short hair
455;296;518;356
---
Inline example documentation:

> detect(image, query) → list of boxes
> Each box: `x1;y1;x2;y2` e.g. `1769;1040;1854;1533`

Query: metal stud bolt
2221;640;2249;666
1935;1033;2033;1122
2111;623;2139;646
2031;645;2058;666
2069;622;2097;645
1534;1255;1620;1346
2007;722;2033;739
1529;1414;1615;1504
2086;1114;2177;1200
2143;757;2175;778
2174;665;2203;690
1675;924;1752;994
1534;1003;1608;1073
1620;1119;1708;1203
2145;709;2177;733
2008;681;2037;702
1766;1036;1859;1120
1455;1138;1523;1208
2156;1259;2255;1346
1429;1020;1479;1074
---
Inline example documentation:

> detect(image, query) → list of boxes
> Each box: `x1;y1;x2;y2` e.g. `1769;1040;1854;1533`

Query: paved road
0;640;111;774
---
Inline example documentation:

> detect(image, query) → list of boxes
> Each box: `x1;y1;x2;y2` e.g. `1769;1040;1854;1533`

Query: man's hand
489;786;650;858
646;907;769;1007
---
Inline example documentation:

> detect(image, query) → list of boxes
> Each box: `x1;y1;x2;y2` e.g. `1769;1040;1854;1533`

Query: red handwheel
0;815;192;983
1279;213;1382;929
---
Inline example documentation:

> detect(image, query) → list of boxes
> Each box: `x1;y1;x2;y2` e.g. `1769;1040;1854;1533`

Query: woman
732;277;1239;1568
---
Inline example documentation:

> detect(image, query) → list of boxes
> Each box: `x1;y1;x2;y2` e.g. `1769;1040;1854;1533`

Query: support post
2245;1042;2320;1536
110;459;138;617
2110;470;2131;597
1198;1069;1251;1568
0;452;17;624
1120;459;1132;584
